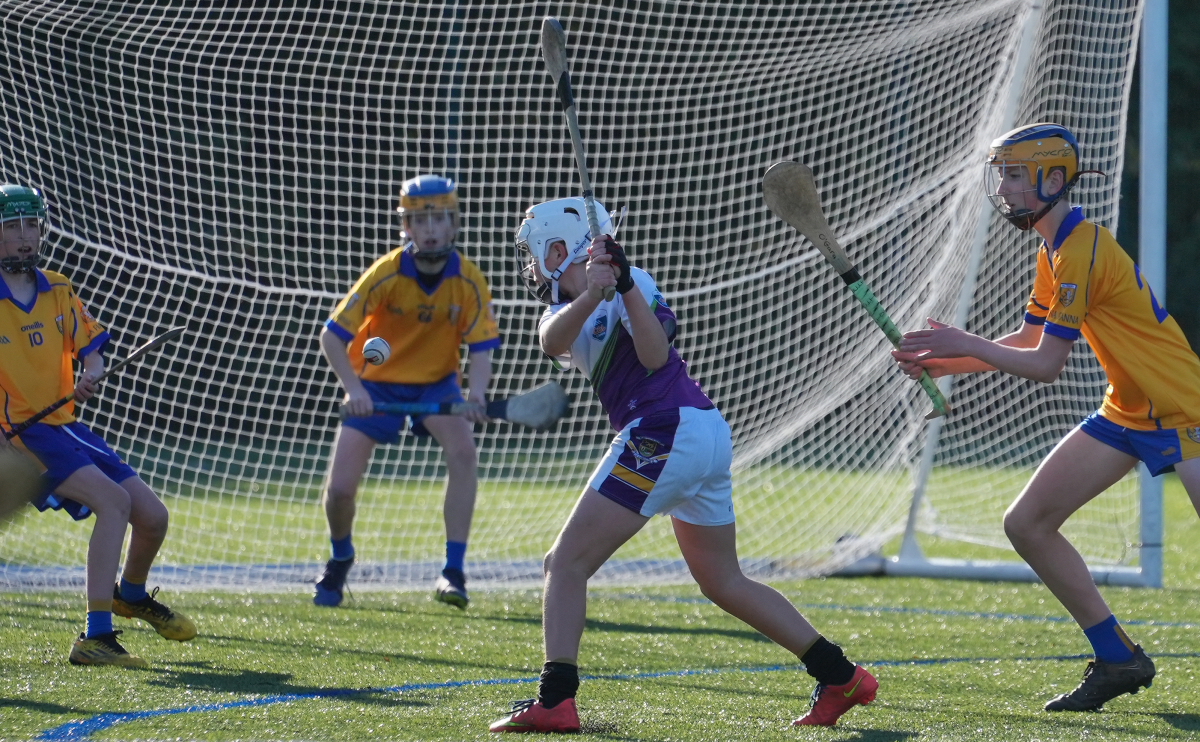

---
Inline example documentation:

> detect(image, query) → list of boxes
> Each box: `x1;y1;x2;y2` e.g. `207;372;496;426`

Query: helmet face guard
984;123;1096;231
0;185;48;274
396;174;459;262
514;197;613;304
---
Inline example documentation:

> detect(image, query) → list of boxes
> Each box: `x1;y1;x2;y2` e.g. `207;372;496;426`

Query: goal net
0;0;1146;590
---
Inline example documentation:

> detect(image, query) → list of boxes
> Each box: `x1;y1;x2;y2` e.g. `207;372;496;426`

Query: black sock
801;637;856;687
537;661;579;709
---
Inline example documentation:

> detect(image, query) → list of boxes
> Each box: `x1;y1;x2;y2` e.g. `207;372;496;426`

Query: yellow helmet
984;123;1097;230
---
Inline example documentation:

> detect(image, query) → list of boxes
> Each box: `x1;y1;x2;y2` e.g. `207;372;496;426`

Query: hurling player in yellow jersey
0;186;195;668
895;123;1200;712
316;175;500;609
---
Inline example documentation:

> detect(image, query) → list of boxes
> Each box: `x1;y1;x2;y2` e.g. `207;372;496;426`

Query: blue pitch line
36;652;1200;740
612;593;1200;629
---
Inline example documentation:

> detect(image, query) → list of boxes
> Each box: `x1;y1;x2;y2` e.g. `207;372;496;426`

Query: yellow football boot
112;585;198;641
69;631;149;668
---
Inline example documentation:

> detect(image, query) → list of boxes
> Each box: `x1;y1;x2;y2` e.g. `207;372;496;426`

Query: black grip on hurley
556;72;574;109
839;267;862;286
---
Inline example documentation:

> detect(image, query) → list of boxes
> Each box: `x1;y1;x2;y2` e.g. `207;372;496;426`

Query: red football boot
792;665;878;727
489;698;580;733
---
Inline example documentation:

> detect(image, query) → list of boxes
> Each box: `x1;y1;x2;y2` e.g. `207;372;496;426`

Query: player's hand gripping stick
762;161;950;419
4;327;186;441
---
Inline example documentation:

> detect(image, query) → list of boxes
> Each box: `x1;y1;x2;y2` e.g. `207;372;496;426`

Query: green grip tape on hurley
847;279;951;418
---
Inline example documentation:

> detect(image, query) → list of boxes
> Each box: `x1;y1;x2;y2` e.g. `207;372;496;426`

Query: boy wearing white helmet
895;123;1200;711
318;175;501;609
489;198;876;733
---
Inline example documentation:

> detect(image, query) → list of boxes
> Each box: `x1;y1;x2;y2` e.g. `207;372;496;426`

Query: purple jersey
541;268;712;430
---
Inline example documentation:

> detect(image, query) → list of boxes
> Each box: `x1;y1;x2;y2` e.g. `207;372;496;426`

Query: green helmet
0;185;48;274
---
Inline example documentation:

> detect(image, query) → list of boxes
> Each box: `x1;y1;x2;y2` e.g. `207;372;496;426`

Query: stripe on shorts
597;409;680;514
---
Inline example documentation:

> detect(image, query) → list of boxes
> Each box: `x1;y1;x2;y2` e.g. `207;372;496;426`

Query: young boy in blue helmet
0;185;195;667
896;123;1200;711
317;175;501;609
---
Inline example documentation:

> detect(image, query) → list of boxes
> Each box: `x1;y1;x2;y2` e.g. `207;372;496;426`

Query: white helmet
515;197;613;303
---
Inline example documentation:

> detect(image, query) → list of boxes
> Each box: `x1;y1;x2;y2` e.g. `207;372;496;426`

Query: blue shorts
17;422;138;521
1079;412;1200;476
341;374;465;444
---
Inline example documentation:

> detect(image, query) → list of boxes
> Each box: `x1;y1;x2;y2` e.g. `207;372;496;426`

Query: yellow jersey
0;269;109;430
326;247;501;385
1025;207;1200;430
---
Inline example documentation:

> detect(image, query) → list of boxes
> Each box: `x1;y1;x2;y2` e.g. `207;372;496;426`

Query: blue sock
445;541;467;573
331;534;355;561
119;578;148;603
86;611;113;638
1083;615;1135;663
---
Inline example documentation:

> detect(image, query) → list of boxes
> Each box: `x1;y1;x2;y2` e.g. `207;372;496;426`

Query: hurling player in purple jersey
488;198;876;733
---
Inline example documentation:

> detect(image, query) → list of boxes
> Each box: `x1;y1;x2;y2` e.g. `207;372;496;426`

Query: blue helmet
396;175;459;262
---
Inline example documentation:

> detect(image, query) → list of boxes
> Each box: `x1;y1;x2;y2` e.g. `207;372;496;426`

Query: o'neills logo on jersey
592;314;608;341
1187;428;1200;445
1059;283;1078;307
20;321;44;332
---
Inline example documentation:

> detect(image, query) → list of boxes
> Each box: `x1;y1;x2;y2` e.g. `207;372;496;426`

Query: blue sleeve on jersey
77;330;110;360
324;318;356;343
1043;322;1080;341
1023;312;1046;326
468;337;502;353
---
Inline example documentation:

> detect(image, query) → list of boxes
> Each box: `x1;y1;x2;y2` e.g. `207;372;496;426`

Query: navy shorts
17;421;138;521
1079;412;1200;476
341;374;465;444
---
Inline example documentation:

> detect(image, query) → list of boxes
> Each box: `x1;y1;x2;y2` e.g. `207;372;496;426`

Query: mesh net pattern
0;0;1143;589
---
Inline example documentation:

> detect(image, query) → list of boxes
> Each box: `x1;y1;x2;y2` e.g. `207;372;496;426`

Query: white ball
362;336;391;365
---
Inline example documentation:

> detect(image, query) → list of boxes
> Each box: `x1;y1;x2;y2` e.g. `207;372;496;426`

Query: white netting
0;0;1143;589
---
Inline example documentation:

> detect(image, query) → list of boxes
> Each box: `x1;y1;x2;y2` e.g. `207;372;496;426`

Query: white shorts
586;406;735;527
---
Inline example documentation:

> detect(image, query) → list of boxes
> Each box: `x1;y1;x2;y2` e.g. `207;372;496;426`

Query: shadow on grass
143;661;427;707
1151;712;1200;732
829;730;919;741
583;617;771;643
0;697;95;715
188;631;518;673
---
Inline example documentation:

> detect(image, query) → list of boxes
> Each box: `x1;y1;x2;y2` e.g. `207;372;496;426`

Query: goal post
0;0;1152;591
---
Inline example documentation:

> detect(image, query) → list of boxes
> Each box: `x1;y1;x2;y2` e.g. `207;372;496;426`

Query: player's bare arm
73;350;104;403
537;240;606;357
463;349;493;424
893;320;1044;378
319;326;373;417
589;239;668;370
899;318;1071;384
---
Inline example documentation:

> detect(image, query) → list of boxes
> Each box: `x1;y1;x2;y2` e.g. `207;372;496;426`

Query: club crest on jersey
449;304;461;324
1188;428;1200;445
654;292;668;308
55;314;64;335
626;435;669;470
418;304;435;323
592;314;608;341
1059;283;1078;307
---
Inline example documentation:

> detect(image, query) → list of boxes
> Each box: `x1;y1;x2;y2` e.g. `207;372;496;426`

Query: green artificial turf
1;479;1197;741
